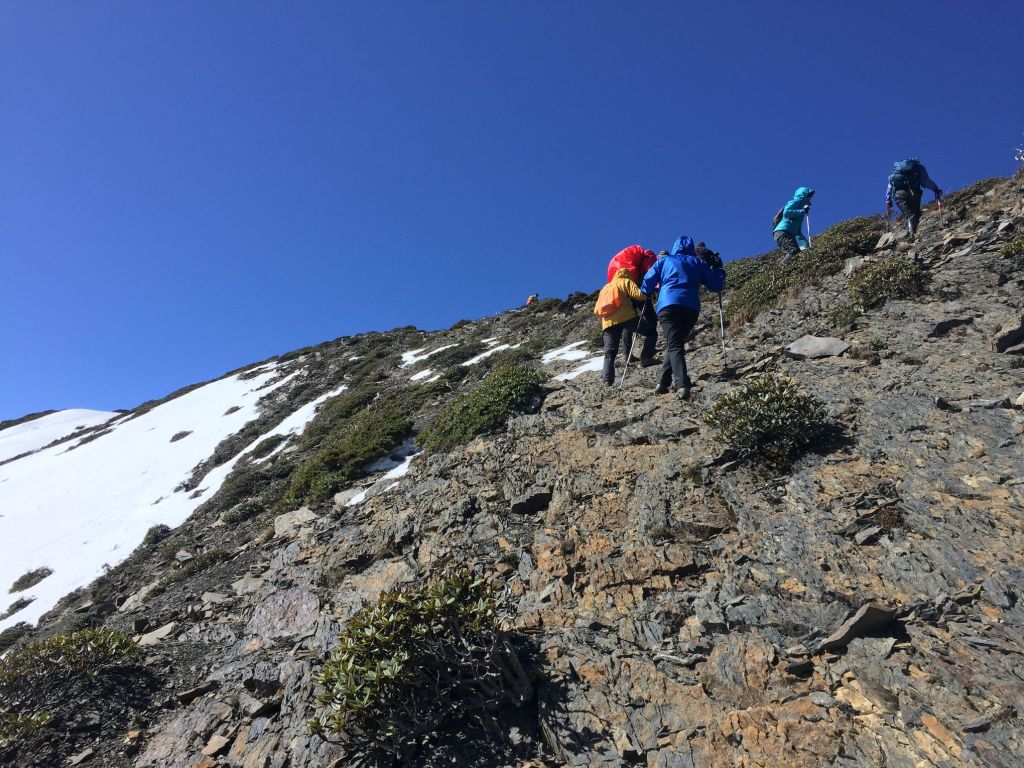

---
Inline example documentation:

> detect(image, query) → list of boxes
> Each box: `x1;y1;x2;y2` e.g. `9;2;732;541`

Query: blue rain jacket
641;235;725;313
774;187;815;248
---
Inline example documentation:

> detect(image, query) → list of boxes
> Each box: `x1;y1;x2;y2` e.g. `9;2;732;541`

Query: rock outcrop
5;173;1024;768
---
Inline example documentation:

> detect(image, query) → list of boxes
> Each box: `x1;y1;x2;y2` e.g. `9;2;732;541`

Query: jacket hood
671;236;696;257
613;268;635;282
794;187;815;201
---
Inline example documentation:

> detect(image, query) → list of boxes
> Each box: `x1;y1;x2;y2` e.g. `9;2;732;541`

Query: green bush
0;598;33;622
705;375;828;466
848;257;929;309
309;572;519;758
0;629;136;750
8;568;52;594
417;361;543;453
148;549;232;598
0;624;30;654
826;303;861;329
725;216;885;324
250;434;287;459
283;401;414;507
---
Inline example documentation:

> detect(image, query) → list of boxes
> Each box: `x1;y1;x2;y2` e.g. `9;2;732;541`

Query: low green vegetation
0;624;30;654
417;361;543;453
0;598;33;622
309;572;518;759
826;302;861;329
0;629;136;753
848;257;930;309
282;399;414;507
148;549;232;598
705;374;828;466
725;216;885;324
8;568;52;594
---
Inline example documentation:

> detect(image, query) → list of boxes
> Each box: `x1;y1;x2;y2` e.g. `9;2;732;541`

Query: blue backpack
890;159;922;192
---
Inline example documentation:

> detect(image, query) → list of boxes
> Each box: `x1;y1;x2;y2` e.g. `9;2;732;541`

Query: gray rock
993;316;1024;353
273;506;318;538
138;622;177;647
818;604;896;652
784;335;852;360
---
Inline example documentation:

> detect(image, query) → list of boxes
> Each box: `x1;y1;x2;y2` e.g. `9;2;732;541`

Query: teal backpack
889;159;922;192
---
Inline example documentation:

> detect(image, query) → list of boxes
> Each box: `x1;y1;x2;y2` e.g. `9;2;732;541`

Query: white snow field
400;344;458;368
0;365;315;631
542;341;590;364
555;357;604;381
0;409;117;464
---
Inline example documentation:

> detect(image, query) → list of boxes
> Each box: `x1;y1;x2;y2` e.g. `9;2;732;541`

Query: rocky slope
3;173;1023;768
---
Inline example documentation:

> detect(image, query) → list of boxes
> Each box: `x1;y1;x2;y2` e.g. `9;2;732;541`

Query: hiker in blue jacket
886;159;942;237
641;236;726;400
773;187;815;260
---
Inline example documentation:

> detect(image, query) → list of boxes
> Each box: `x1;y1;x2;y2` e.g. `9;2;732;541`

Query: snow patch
461;342;522;366
400;344;459;368
249;384;349;462
410;369;435;382
555;356;604;381
0;368;296;631
542;341;590;364
0;410;117;464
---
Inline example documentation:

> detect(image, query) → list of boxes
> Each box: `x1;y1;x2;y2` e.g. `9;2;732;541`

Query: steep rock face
6;174;1024;768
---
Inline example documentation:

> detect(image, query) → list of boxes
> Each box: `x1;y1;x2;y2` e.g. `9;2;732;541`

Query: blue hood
671;235;696;257
793;187;815;202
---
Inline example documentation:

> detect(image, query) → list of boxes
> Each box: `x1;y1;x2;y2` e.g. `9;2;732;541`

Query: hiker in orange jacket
599;269;647;386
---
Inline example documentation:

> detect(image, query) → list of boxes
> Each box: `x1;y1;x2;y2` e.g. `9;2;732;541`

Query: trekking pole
618;303;646;388
717;292;726;353
805;212;812;246
937;198;944;227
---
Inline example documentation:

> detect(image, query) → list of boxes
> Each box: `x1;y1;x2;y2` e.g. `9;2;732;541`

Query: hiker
606;246;659;366
594;268;647;386
526;293;538;306
641;235;725;399
886;159;942;237
773;187;815;260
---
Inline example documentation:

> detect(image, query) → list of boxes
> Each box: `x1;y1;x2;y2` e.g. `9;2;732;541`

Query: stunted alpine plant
309;571;530;760
0;629;140;761
705;374;828;466
848;257;930;309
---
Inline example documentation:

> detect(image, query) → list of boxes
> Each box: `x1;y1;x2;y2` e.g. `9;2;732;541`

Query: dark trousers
602;317;638;384
774;230;801;259
657;305;699;391
636;300;658;361
894;189;922;233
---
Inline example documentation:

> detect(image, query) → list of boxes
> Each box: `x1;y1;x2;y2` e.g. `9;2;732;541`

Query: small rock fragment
818;603;896;652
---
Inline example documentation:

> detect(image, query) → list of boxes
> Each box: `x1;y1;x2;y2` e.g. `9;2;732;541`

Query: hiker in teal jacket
773;187;815;260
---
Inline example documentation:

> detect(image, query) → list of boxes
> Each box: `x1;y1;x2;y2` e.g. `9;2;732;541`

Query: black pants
636;300;658;361
602;317;638;384
894;189;922;233
657;305;699;391
774;230;801;259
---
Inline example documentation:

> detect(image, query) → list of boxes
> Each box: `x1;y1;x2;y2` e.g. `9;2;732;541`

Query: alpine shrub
283;401;414;507
848;257;929;309
705;375;828;466
8;568;52;594
725;216;885;324
0;629;137;753
418;361;543;453
309;572;523;759
1000;235;1024;261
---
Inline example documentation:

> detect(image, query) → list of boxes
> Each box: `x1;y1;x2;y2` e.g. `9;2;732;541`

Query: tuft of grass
826;303;861;329
148;550;232;599
0;598;34;622
9;568;52;594
417;361;543;453
725;216;885;324
0;629;137;752
705;374;828;467
848;257;929;309
250;434;287;459
309;571;522;760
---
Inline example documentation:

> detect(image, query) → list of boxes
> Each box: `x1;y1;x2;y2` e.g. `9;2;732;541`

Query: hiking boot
640;357;658;368
679;386;691;401
654;385;670;395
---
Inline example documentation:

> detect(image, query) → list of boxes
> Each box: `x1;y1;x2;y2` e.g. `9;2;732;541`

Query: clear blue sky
2;2;1022;417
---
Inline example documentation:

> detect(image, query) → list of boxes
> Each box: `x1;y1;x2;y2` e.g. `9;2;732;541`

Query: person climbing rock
607;246;659;366
641;235;725;399
886;158;942;237
773;187;815;260
526;293;539;306
595;268;647;386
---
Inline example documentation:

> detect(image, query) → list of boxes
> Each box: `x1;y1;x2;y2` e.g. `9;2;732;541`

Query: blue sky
2;2;1022;417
